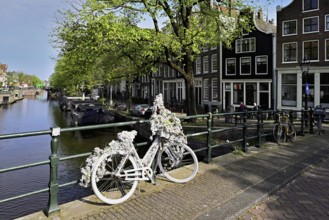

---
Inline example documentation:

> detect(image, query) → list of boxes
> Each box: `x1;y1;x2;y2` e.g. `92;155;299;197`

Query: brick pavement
20;126;329;220
237;155;329;220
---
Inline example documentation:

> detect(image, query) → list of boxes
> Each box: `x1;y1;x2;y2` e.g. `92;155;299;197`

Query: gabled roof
254;10;276;34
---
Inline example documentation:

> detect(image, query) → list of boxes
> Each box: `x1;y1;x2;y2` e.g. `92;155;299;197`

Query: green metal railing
0;109;312;216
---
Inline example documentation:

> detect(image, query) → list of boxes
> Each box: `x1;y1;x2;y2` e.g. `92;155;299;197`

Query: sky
0;0;292;81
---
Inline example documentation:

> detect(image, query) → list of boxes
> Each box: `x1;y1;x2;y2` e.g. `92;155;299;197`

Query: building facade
276;0;329;111
221;11;276;111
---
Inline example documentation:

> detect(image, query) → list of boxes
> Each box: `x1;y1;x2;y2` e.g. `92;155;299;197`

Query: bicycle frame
114;135;162;182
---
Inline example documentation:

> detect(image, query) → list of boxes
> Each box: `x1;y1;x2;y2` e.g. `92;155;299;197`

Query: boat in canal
70;100;115;126
59;95;91;111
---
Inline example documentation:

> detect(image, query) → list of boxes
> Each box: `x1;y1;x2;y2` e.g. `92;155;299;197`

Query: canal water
0;92;131;219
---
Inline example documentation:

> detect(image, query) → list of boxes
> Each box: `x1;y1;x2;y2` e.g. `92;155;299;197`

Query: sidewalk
20;126;329;220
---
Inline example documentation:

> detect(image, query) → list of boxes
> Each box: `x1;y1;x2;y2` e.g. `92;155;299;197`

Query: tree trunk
184;59;197;116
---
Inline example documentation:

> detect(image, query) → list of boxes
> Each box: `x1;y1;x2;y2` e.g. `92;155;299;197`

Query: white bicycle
91;131;198;204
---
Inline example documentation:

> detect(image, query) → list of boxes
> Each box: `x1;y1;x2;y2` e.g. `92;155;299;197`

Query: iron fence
0;109;314;216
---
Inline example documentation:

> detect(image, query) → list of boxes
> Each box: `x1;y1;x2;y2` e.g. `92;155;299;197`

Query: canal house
276;0;329;111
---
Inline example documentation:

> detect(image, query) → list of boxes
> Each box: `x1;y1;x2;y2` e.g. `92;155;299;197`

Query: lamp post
299;57;311;111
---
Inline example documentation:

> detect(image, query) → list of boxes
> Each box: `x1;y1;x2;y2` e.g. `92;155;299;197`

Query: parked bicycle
80;94;198;204
313;105;326;135
273;112;296;143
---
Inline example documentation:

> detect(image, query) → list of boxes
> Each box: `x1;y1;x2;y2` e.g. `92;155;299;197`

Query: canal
0;92;129;219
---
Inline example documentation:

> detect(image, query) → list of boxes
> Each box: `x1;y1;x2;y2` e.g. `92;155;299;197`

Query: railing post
255;110;261;148
46;127;61;216
204;112;212;164
301;109;305;136
242;112;247;152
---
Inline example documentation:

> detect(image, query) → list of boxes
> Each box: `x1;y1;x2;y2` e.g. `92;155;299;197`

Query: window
246;83;257;106
159;65;163;76
325;39;329;61
282;74;297;107
256;56;268;74
211;78;218;101
283;20;297;36
226;58;236;75
211;54;218;72
240;57;251;75
233;83;244;105
203;56;209;73
303;0;318;11
236;38;256;53
283;42;297;63
195;80;202;105
196;57;201;75
303;40;318;61
164;65;168;77
326;15;329;31
171;68;176;77
303;17;319;33
203;79;209;100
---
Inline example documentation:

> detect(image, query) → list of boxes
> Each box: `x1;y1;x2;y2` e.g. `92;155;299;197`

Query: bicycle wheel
273;123;285;143
91;152;138;204
157;142;198;183
287;123;296;142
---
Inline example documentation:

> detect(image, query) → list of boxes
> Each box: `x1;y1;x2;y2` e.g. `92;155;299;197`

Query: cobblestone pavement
237;157;329;220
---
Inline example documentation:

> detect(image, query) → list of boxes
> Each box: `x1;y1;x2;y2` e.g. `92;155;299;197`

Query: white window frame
235;37;256;53
303;40;319;61
282;42;298;63
211;54;218;73
325;15;329;32
303;0;319;12
196;57;201;75
240;57;251;75
282;19;297;36
226;58;236;75
303;16;319;34
203;56;209;74
203;79;209;101
211;78;218;101
255;56;268;75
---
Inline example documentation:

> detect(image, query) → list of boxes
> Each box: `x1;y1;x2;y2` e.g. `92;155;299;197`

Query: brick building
276;0;329;110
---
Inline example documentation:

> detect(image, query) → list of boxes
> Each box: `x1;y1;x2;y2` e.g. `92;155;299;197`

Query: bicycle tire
287;123;296;142
91;152;138;204
273;123;285;143
157;143;198;183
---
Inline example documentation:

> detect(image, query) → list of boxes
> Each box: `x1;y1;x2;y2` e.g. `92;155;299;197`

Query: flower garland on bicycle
149;93;187;149
79;93;186;187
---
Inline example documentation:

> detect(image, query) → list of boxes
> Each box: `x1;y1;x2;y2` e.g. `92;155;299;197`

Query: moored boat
70;101;115;126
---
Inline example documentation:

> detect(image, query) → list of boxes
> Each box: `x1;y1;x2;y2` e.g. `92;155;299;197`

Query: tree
7;71;43;87
52;0;261;115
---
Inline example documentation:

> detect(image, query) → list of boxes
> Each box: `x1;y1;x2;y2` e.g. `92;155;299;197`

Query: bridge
0;109;327;219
